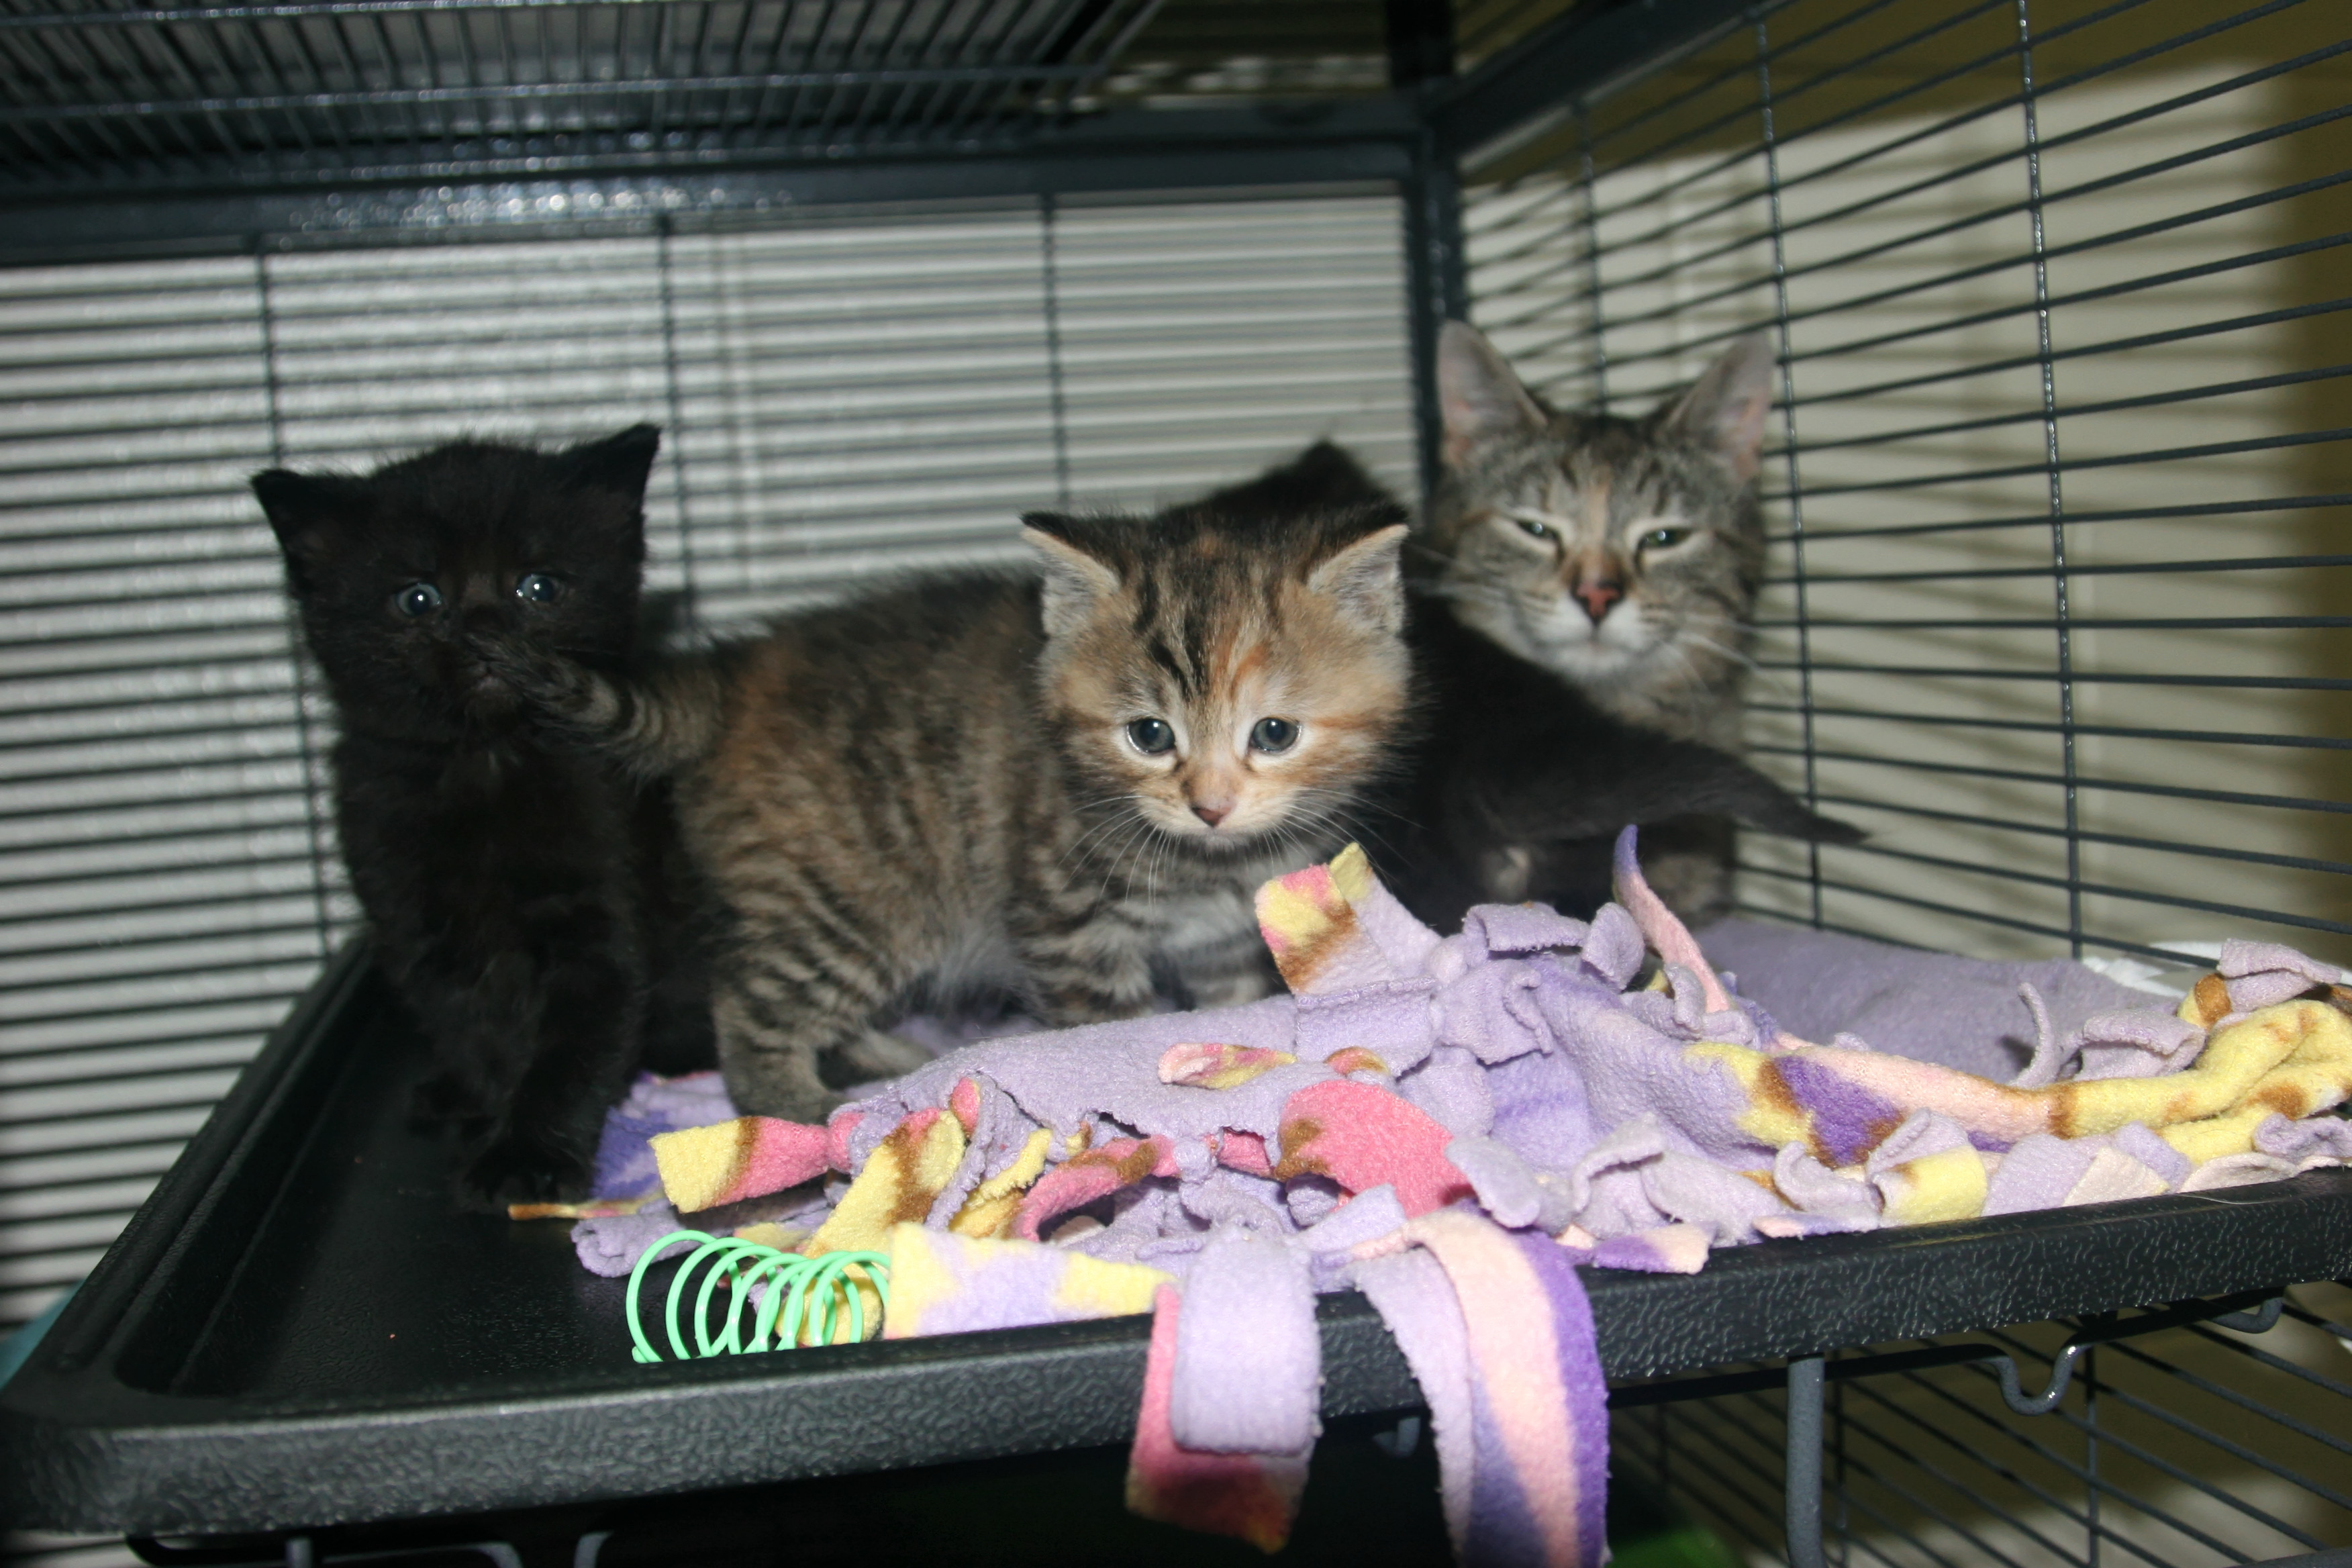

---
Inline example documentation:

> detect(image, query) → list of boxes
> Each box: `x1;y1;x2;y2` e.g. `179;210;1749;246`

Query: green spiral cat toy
625;1230;890;1361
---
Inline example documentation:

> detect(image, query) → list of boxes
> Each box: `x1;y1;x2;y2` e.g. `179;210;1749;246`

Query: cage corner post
1783;1354;1828;1568
1387;0;1465;509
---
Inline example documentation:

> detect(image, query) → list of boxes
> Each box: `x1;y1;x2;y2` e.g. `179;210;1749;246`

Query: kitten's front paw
730;1079;844;1128
833;1029;935;1080
459;1129;591;1210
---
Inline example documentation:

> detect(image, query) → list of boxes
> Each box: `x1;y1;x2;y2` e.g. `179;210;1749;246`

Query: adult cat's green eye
1513;516;1555;542
1126;718;1176;755
395;581;442;618
1249;717;1299;754
516;572;562;604
1640;527;1692;550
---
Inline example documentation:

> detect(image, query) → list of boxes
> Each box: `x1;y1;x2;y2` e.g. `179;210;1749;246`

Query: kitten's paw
834;1029;935;1079
459;1130;591;1210
466;628;583;713
727;1077;844;1128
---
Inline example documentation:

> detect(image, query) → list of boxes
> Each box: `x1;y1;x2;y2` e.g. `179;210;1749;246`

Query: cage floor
2;945;2349;1536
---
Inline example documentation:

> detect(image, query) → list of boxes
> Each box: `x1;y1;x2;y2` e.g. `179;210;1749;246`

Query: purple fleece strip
1516;1232;1608;1568
1465;1373;1543;1568
1773;1053;1906;1168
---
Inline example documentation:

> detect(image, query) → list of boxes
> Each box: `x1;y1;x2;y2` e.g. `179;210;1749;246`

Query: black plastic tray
6;943;2351;1536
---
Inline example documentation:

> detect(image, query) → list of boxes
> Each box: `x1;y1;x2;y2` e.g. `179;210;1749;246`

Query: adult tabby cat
472;504;1415;1123
1426;322;1779;921
1193;440;1855;930
255;426;712;1206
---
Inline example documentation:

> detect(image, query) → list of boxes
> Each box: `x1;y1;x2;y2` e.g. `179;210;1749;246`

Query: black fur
255;426;712;1208
1198;441;1860;927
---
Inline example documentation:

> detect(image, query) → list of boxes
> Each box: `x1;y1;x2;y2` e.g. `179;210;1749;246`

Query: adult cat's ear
1021;512;1123;639
558;423;663;501
1437;321;1547;467
1656;334;1775;482
1305;520;1410;636
251;469;362;573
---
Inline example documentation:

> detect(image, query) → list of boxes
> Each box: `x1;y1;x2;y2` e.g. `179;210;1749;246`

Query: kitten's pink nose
1572;577;1623;624
1192;802;1231;828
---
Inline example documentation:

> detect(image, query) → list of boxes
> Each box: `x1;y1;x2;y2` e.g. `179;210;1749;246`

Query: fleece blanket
554;829;2352;1565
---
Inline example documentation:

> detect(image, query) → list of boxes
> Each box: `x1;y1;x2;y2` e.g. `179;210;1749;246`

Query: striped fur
478;506;1414;1121
1428;323;1777;921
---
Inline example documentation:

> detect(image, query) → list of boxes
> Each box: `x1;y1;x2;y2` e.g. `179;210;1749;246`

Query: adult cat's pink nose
1192;801;1231;828
1573;577;1623;623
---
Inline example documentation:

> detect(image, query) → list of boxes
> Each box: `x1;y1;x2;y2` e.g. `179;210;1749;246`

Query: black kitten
255;426;712;1208
1193;441;1859;928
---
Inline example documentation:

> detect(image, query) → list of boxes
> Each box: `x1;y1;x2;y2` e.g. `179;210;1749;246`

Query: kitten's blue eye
515;573;562;604
395;582;442;618
1640;527;1692;550
1249;717;1299;754
1513;516;1555;542
1126;718;1175;756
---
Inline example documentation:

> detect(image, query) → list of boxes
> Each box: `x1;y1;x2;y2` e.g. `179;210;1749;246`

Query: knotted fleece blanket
560;828;2352;1565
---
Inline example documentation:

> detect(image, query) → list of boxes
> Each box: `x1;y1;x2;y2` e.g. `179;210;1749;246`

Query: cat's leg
395;946;536;1135
459;895;648;1206
1167;924;1281;1011
1009;904;1161;1028
706;923;915;1124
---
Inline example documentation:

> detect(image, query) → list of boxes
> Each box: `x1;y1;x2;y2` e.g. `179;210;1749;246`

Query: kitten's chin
1538;638;1641;678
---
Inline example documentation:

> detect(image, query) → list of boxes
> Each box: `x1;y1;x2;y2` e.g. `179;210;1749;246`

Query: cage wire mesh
3;0;2351;1564
1458;0;2352;971
0;0;1174;189
1614;1283;2352;1567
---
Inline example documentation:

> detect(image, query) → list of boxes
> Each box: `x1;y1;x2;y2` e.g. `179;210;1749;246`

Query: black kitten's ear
1306;520;1410;636
251;469;362;569
1437;321;1548;468
1206;439;1407;526
1020;511;1124;640
559;423;662;501
1655;334;1775;483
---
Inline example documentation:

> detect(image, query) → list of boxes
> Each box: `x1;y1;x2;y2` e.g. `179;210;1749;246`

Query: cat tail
1706;764;1866;845
477;635;726;780
1469;737;1863;847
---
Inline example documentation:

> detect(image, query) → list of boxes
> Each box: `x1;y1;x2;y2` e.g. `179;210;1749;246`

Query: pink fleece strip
1612;826;1732;1016
700;1117;830;1209
1411;1208;1583;1568
1795;1046;2052;1142
1124;1285;1307;1553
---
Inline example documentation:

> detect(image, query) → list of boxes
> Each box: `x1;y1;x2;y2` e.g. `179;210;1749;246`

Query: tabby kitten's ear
1437;320;1549;467
1020;511;1124;638
556;423;663;503
1305;520;1411;635
251;468;366;580
1653;334;1775;483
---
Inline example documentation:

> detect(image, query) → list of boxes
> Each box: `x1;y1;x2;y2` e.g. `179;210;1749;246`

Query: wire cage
1;0;2347;1564
1616;1284;2352;1568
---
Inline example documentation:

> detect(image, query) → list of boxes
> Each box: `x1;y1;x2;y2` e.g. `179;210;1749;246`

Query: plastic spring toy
624;1230;890;1362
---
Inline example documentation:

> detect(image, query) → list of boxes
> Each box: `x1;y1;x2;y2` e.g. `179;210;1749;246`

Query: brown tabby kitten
473;506;1414;1122
1427;322;1777;921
